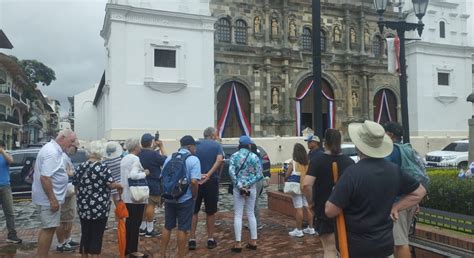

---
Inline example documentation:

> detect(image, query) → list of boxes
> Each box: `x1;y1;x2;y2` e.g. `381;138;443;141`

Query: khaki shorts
148;195;162;206
37;205;61;229
60;195;76;223
393;206;417;246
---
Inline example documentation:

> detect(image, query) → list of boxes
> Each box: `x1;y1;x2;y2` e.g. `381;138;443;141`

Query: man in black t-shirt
304;134;323;161
325;120;426;258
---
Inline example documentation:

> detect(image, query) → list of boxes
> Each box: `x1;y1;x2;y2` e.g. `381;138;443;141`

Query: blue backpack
161;152;191;201
395;143;430;189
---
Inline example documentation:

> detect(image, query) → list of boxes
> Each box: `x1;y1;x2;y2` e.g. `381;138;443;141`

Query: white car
341;143;359;163
425;140;469;169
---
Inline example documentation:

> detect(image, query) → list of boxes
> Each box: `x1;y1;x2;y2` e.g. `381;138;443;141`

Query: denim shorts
164;198;195;231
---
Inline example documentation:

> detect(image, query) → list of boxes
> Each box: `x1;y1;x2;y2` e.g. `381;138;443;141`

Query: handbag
128;178;149;202
227;152;251;195
284;161;302;195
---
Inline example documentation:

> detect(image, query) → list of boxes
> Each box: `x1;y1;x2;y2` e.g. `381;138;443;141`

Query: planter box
267;191;311;221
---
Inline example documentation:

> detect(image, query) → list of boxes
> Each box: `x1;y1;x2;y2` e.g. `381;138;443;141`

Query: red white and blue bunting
376;89;393;124
295;80;335;136
217;83;252;138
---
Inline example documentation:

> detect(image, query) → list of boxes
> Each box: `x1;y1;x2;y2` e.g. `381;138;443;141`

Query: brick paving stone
0;208;324;257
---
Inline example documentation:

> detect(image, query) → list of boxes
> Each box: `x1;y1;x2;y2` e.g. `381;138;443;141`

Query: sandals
231;243;257;252
246;243;257;250
231;246;242;253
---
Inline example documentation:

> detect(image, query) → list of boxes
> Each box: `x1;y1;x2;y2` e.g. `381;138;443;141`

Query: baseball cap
180;135;196;146
141;133;154;144
304;134;320;142
239;135;254;145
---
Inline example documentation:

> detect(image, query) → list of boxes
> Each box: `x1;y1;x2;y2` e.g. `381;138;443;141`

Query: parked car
219;144;271;185
425;140;469;169
8;148;88;195
341;143;359;163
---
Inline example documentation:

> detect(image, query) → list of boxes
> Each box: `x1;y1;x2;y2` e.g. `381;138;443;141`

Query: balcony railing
0;86;10;95
0;114;20;125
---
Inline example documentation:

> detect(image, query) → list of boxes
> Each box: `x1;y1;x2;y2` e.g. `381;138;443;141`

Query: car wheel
457;161;468;171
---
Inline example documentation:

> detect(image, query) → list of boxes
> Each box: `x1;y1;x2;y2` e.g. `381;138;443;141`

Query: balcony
0;113;20;126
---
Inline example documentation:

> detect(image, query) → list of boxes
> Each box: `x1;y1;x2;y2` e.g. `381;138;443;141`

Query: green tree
10;56;56;86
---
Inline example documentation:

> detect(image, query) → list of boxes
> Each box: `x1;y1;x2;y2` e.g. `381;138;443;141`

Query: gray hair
124;138;140;152
57;129;75;139
203;127;216;138
87;140;104;159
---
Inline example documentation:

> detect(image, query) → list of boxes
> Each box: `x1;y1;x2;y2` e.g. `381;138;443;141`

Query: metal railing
417;207;474;235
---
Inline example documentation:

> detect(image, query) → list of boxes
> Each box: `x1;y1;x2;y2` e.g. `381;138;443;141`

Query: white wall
74;87;98;141
110;0;210;16
98;1;215;140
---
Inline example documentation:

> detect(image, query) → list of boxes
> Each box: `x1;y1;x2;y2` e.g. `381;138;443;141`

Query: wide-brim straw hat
348;120;393;158
104;141;123;160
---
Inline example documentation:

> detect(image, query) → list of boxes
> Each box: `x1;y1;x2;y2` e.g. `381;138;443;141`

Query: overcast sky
0;0;107;114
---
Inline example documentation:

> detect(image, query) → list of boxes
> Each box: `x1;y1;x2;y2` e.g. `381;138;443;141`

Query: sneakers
56;243;74;253
288;228;304;238
145;230;161;238
139;228;146;236
6;236;22;244
303;226;316;235
66;239;80;247
257;224;265;230
207;239;217;249
188;239;197;250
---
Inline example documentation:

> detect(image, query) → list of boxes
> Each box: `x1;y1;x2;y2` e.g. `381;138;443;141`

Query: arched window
216;18;231;43
302;27;312;51
439;21;445;38
321;30;326;52
372;35;383;57
235;19;247;45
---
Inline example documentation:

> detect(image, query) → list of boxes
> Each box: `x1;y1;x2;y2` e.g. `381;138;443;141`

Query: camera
155;131;160;141
240;189;250;196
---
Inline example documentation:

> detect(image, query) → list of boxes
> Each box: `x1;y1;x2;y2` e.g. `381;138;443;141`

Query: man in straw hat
325;120;426;258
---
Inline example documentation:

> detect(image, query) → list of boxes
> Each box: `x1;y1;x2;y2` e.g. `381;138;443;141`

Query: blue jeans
0;185;17;238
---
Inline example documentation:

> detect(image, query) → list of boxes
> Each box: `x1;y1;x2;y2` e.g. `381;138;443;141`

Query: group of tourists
0;119;428;258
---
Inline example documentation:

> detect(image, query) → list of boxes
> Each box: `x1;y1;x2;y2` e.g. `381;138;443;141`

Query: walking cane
331;162;349;258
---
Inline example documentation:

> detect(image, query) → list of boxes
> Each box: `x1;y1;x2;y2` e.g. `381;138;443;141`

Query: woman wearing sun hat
103;141;124;206
324;120;426;258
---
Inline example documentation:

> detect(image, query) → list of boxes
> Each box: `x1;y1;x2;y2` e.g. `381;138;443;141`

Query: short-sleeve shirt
328;158;420;258
196;139;223;180
307;153;355;219
72;161;114;220
138;148;166;195
163;148;201;203
32;140;68;206
0;155;10;186
308;148;324;162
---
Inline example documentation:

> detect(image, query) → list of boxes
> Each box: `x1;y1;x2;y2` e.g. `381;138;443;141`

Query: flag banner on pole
387;36;401;75
217;83;252;138
295;80;335;136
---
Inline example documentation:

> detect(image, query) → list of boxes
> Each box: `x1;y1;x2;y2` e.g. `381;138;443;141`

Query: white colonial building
84;0;215;140
404;0;474;137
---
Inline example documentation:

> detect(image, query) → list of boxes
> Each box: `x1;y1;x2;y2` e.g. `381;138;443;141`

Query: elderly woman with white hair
72;140;123;258
103;141;124;206
120;138;150;257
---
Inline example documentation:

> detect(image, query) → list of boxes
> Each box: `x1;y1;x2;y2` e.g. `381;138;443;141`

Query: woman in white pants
229;136;263;253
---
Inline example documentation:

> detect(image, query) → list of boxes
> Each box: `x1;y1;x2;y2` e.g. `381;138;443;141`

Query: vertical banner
217;83;252;138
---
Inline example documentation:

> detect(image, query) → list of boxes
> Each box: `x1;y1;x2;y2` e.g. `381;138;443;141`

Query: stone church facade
210;0;400;137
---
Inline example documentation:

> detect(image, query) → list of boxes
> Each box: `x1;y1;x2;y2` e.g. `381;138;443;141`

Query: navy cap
304;134;320;142
239;135;254;145
180;135;196;146
141;133;154;144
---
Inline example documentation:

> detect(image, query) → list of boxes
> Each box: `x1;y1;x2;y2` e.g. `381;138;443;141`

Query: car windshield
341;146;357;156
442;142;468;152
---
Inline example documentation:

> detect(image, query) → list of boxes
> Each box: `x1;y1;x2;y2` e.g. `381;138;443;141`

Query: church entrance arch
295;78;335;136
216;81;251;138
373;88;397;124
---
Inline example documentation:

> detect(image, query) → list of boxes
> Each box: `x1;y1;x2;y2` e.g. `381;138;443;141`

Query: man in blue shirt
189;127;223;250
160;135;201;258
0;140;22;244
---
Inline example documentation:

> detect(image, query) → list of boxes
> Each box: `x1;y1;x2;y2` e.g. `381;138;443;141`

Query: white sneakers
289;226;316;237
288;228;304;237
303;226;316;235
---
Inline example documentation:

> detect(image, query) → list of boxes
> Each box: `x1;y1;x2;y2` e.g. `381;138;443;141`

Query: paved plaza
0;187;324;257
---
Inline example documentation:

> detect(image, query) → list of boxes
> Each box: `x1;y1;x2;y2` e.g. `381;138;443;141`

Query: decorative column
282;0;289;47
360;10;365;54
282;59;290;115
346;71;353;119
253;66;262;136
264;58;272;114
344;9;351;52
264;0;270;44
362;73;369;119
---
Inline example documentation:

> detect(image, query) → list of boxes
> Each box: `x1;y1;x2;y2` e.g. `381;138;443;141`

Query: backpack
394;143;430;189
161;152;191;201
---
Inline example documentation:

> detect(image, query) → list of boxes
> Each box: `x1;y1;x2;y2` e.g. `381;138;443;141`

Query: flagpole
312;0;323;138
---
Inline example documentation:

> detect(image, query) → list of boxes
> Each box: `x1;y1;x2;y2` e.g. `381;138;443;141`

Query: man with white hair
32;129;78;258
325;120;426;258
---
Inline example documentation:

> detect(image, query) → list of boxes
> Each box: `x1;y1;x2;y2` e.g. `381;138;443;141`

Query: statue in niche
364;29;370;47
289;19;296;37
271;87;279;106
254;16;261;33
352;91;359;107
271;18;278;36
350;28;356;44
334;26;341;42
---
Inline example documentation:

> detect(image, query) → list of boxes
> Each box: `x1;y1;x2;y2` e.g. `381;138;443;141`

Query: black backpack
161;152;191;201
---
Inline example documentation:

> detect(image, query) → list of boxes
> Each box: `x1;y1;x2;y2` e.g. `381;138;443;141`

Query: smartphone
155;131;160;141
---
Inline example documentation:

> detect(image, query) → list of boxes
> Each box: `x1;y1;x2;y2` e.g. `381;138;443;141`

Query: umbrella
332;162;349;258
115;198;129;258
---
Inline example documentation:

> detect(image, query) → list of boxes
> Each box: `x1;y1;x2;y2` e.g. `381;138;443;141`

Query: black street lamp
312;0;323;139
373;0;429;143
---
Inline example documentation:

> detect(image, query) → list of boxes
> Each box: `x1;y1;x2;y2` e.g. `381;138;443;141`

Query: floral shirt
72;161;114;220
229;148;263;189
